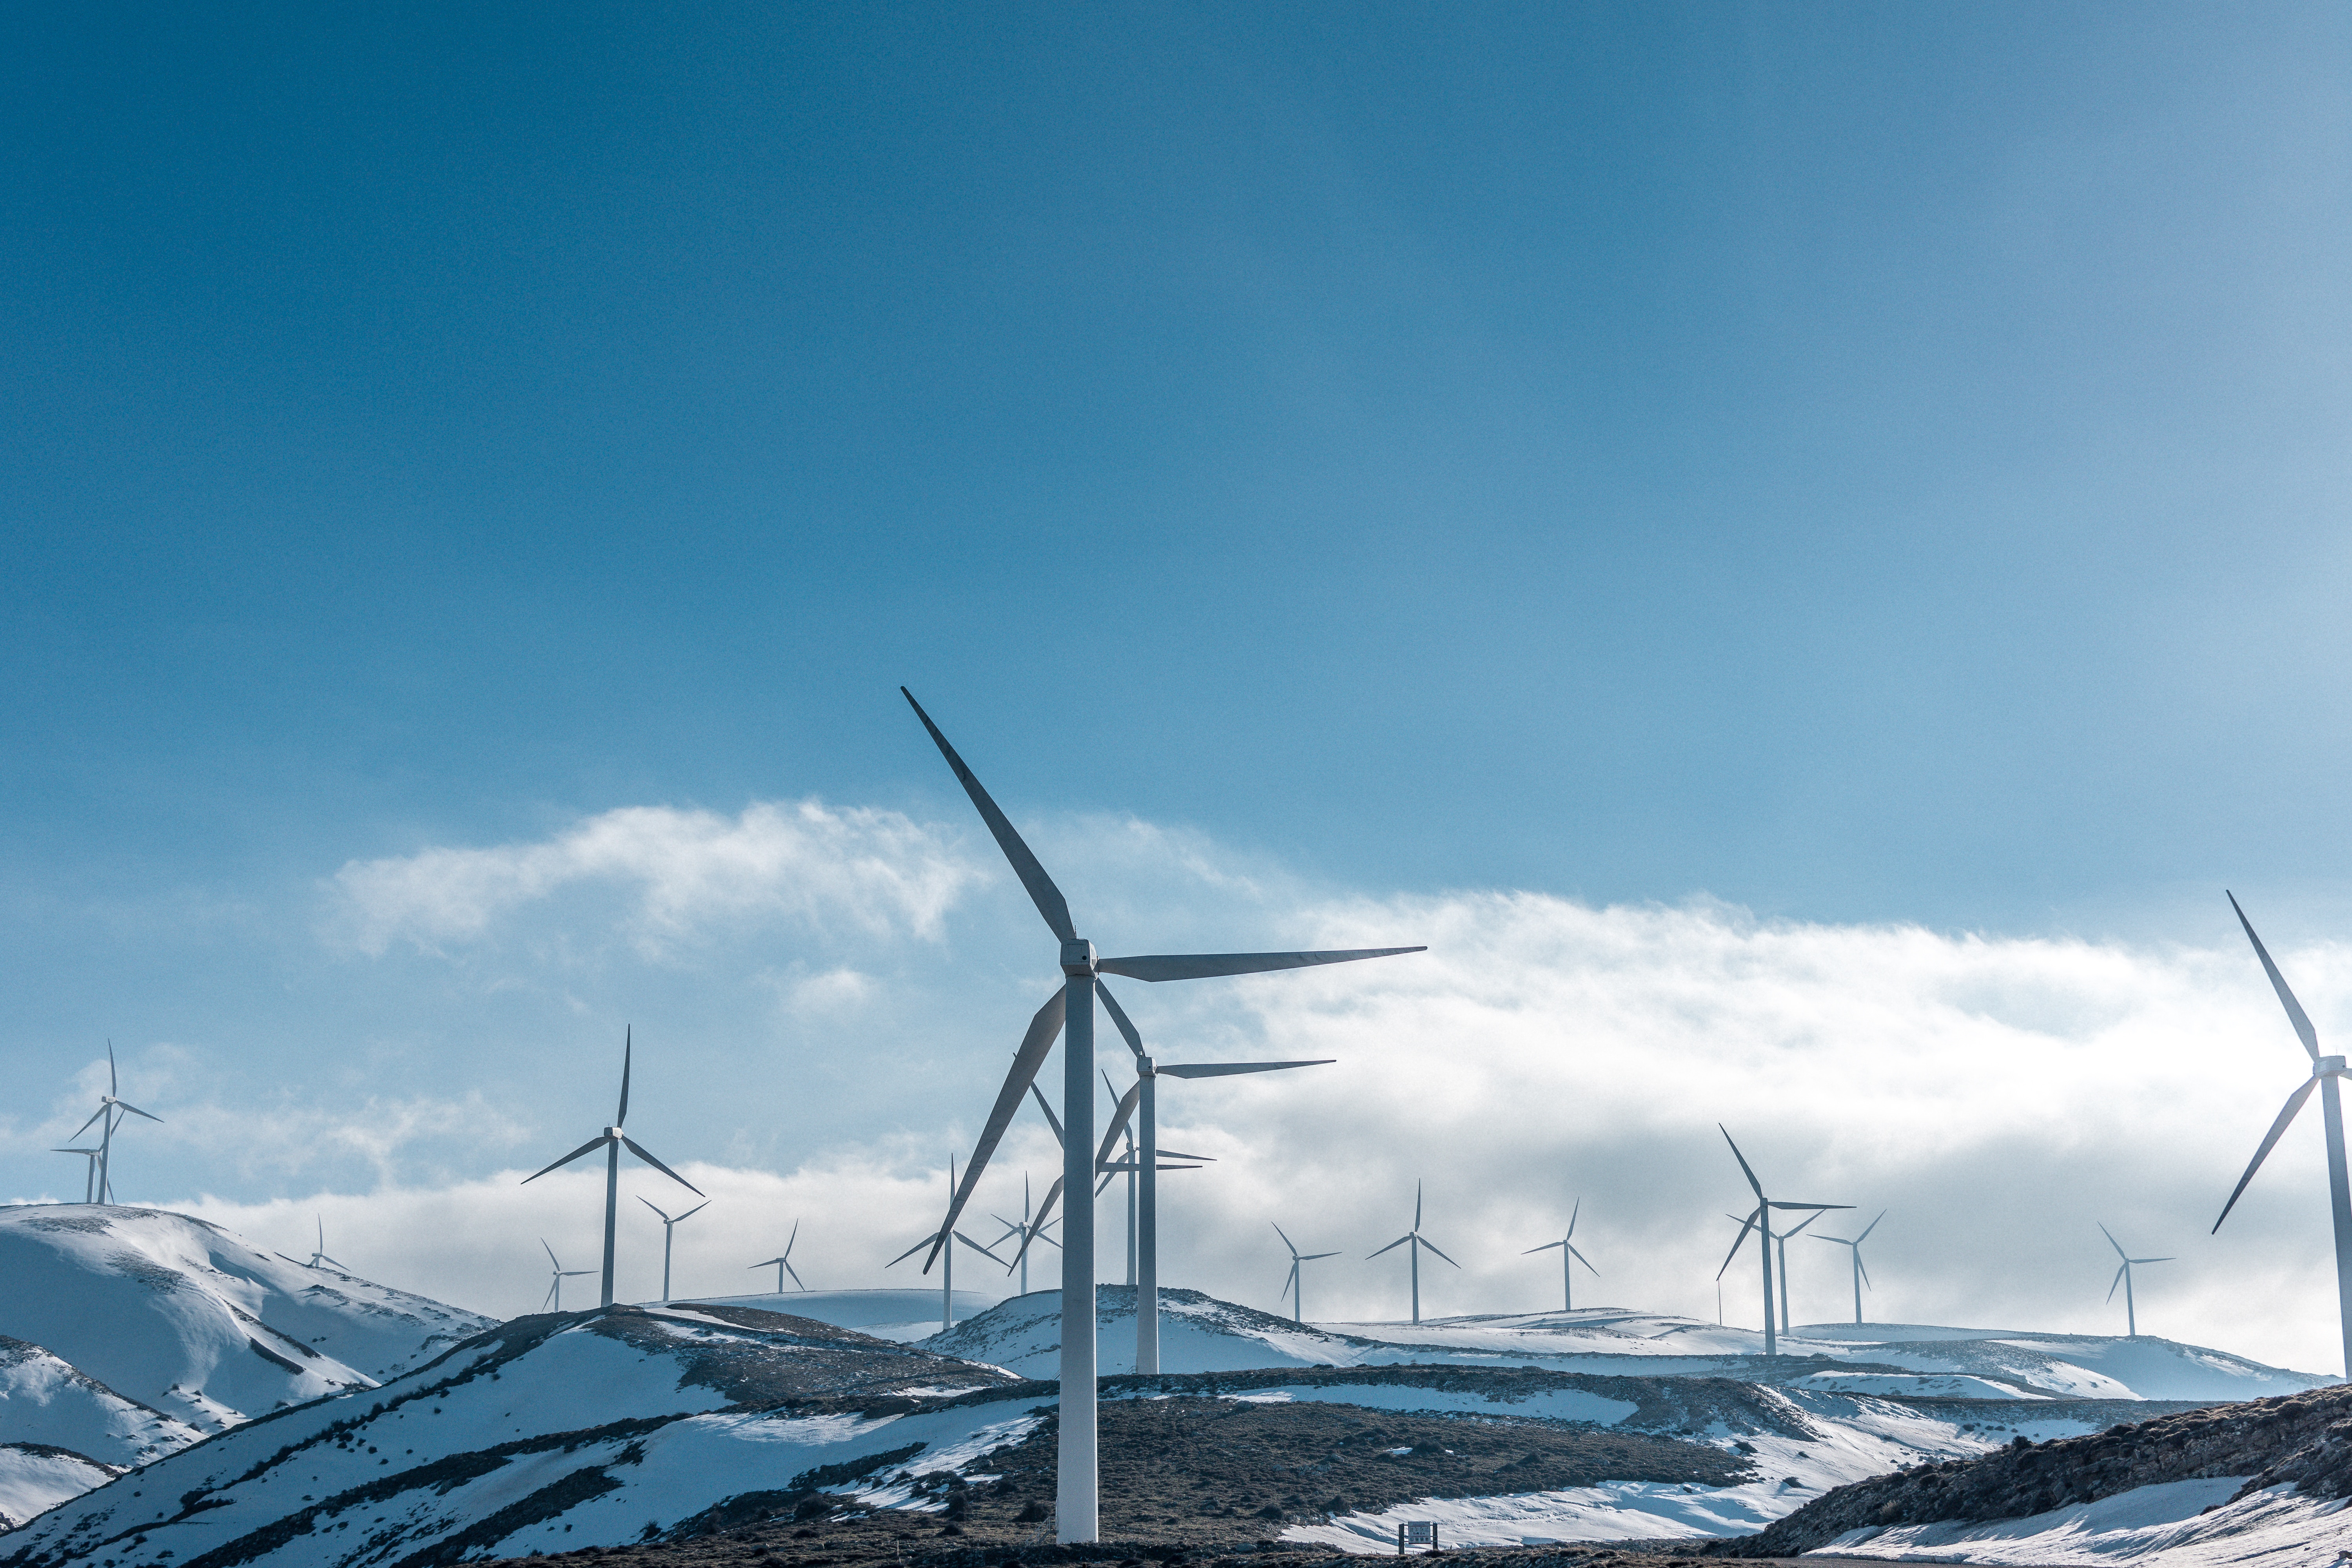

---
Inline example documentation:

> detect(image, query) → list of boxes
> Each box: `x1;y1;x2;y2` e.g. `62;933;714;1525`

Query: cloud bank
15;795;2347;1378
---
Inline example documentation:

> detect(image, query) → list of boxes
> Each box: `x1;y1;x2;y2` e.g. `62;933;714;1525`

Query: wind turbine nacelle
1060;939;1096;975
605;1127;624;1138
2324;1056;2347;1074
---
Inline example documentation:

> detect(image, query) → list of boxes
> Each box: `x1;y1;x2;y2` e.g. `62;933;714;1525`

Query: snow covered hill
0;1450;121;1534
926;1290;2327;1402
0;1340;198;1470
0;1301;1032;1567
688;1289;999;1343
0;1206;495;1436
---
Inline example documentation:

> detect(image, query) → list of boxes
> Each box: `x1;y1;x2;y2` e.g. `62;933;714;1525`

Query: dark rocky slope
1710;1382;2352;1556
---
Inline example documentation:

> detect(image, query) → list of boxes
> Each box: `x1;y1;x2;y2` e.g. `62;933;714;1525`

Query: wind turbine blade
1717;1211;1761;1279
1857;1210;1887;1243
1009;1176;1067;1272
69;1107;106;1139
954;1230;1010;1265
749;1258;784;1268
786;1218;799;1254
1156;1148;1217;1162
112;1101;163;1124
1857;1255;1872;1290
1782;1210;1827;1239
108;1042;118;1096
1768;1201;1852;1211
785;1259;806;1290
1096;981;1146;1060
2136;1256;2176;1264
2230;891;2321;1060
1094;1080;1143;1172
1415;1180;1423;1231
1096;947;1427;982
1567;1197;1580;1240
619;1136;704;1196
543;1238;560;1268
2215;1076;2321;1231
901;688;1076;941
1303;1251;1339;1261
522;1134;612;1184
1273;1221;1300;1259
1568;1243;1598;1275
1030;1083;1065;1146
2099;1221;2127;1260
887;1233;942;1267
1420;1237;1461;1268
924;991;1068;1271
2108;1263;2127;1303
1158;1060;1334;1078
1367;1234;1414;1259
1719;1127;1767;1203
1523;1240;1566;1254
617;1026;633;1125
1813;1234;1854;1246
679;1201;710;1223
638;1196;672;1223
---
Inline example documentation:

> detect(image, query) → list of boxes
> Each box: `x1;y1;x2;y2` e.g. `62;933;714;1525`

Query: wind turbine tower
1716;1128;1849;1357
1274;1223;1338;1322
1813;1210;1886;1326
521;1030;702;1308
899;687;1423;1543
1523;1199;1599;1312
53;1147;100;1205
1775;1209;1826;1332
2214;892;2352;1379
1370;1182;1458;1324
640;1196;710;1302
2100;1223;2172;1338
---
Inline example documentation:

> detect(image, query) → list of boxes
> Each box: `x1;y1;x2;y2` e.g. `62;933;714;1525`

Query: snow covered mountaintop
0;1205;495;1433
927;1290;2327;1401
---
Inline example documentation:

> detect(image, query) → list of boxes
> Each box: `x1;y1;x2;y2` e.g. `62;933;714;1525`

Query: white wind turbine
640;1196;710;1303
1274;1223;1338;1323
1523;1199;1599;1313
1370;1181;1458;1324
541;1240;593;1312
52;1147;101;1205
888;1153;1009;1334
1813;1210;1887;1326
1716;1127;1850;1357
69;1044;162;1205
521;1030;702;1309
900;687;1423;1543
1774;1209;1827;1331
989;1173;1060;1296
2214;892;2352;1377
308;1216;349;1271
749;1219;805;1295
2100;1223;2171;1338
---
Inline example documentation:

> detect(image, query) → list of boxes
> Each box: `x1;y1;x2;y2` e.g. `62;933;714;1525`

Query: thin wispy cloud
325;799;984;958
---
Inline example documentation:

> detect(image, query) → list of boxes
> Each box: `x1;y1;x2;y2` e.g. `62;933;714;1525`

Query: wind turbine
1716;1128;1850;1357
308;1216;349;1271
2213;892;2352;1378
1523;1199;1599;1313
640;1196;710;1303
52;1147;100;1205
541;1240;593;1312
69;1044;161;1205
1097;996;1326;1373
748;1219;804;1295
1813;1210;1887;1326
1274;1223;1338;1323
2100;1223;2171;1338
900;687;1423;1544
1369;1182;1458;1324
989;1174;1060;1296
887;1154;1009;1334
1775;1209;1827;1332
520;1030;701;1309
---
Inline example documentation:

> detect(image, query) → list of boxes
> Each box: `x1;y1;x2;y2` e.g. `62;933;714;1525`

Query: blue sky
7;4;2352;1365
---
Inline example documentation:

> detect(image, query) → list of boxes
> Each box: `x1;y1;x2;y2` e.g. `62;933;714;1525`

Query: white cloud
324;799;983;957
58;801;2352;1380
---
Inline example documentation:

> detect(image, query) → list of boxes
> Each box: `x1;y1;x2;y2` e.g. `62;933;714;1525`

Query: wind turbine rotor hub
1059;938;1097;975
605;1127;623;1138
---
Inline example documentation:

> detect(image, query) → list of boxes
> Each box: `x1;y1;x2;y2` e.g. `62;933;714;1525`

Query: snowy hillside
689;1289;998;1342
0;1206;495;1434
926;1290;2327;1402
0;1449;120;1534
0;1339;199;1469
0;1302;1031;1568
